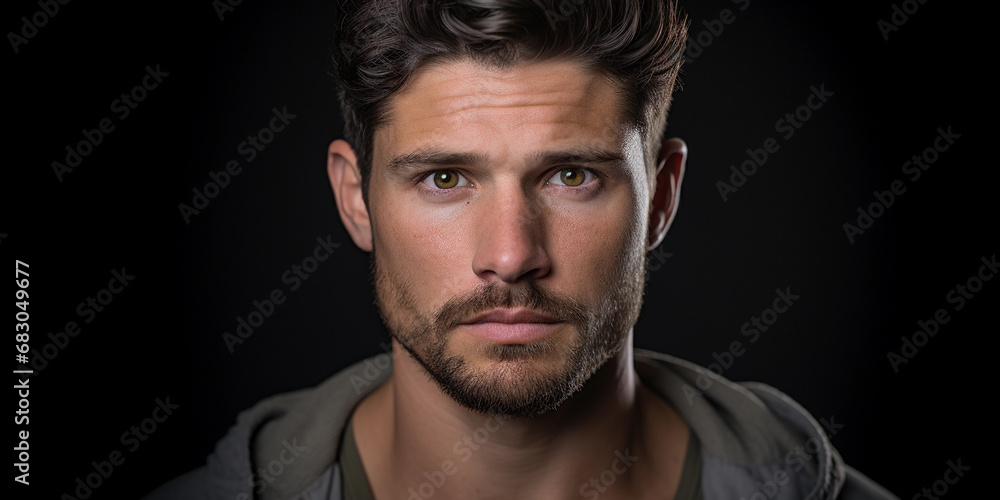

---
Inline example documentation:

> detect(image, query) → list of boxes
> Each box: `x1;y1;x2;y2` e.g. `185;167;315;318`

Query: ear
647;137;686;251
327;139;373;252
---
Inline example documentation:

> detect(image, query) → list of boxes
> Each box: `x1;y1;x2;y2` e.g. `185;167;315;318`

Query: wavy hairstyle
331;0;688;200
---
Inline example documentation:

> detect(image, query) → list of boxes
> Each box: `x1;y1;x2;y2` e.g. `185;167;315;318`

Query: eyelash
416;168;602;194
546;167;599;189
418;170;472;192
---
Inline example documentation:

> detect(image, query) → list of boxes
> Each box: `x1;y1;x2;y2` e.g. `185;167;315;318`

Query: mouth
459;308;564;345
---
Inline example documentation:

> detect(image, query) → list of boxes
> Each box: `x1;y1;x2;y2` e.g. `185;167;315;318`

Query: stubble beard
369;235;647;418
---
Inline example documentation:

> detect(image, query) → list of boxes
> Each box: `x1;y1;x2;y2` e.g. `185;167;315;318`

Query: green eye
559;168;585;187
433;170;459;189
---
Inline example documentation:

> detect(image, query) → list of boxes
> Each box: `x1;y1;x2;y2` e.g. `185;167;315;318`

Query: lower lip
460;322;563;344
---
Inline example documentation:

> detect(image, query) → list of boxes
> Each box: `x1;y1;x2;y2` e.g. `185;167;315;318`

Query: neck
352;335;688;500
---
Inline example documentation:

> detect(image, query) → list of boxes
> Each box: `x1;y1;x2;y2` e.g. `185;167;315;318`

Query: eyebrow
384;147;628;177
385;150;488;176
527;149;626;168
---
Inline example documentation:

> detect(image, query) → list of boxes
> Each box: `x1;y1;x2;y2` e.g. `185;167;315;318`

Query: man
147;0;896;498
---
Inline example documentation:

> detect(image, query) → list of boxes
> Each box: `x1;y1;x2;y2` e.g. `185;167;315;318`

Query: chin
428;338;613;418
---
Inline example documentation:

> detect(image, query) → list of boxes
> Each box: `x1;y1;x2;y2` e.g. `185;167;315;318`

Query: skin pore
327;58;688;499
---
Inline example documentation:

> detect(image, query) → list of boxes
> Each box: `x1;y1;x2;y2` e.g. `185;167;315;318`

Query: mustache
433;281;590;332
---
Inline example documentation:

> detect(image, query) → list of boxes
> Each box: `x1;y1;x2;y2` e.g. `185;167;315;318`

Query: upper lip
463;308;561;324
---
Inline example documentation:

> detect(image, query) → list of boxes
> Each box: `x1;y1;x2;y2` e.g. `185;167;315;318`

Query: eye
547;167;592;187
422;170;470;190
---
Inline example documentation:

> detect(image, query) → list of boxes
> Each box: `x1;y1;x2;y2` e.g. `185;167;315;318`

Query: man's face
367;58;651;417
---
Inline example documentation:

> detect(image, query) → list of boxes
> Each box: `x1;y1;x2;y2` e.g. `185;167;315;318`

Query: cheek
548;194;645;301
371;197;474;301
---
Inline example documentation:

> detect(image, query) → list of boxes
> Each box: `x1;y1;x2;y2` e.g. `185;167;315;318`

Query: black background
8;0;989;498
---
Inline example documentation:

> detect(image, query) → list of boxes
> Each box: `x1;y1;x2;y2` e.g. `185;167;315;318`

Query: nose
471;188;552;283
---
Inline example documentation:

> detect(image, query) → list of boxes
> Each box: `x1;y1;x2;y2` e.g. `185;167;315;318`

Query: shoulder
141;354;392;500
633;349;898;500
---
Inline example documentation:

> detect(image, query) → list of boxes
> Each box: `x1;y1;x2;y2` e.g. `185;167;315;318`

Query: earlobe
647;138;686;251
327;140;373;252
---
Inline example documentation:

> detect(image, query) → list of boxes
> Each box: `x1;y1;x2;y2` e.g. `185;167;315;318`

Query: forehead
373;58;631;166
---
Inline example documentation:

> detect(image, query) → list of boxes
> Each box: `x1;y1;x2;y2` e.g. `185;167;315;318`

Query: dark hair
331;0;688;200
